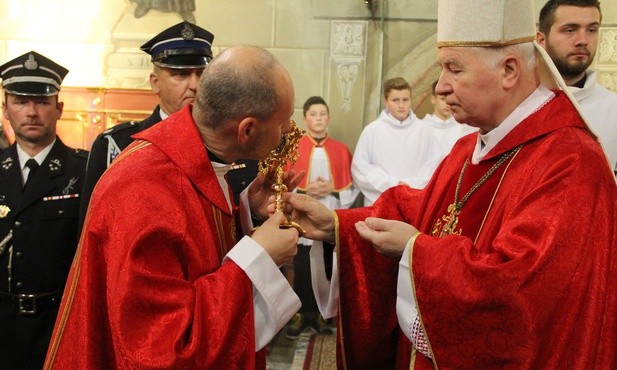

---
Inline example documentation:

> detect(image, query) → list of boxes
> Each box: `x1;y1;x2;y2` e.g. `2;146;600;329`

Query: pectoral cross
431;202;462;238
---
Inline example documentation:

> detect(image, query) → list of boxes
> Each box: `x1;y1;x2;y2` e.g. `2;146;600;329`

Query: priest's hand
247;169;305;220
355;217;418;257
272;193;336;244
252;212;299;266
307;177;333;199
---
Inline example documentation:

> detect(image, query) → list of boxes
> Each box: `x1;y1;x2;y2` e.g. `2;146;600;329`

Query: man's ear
536;31;547;48
56;101;64;120
502;55;521;90
237;117;257;144
149;72;159;94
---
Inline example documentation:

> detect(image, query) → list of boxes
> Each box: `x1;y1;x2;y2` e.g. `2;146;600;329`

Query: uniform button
58;210;64;215
241;181;247;186
14;221;21;228
15;282;23;288
15;251;22;258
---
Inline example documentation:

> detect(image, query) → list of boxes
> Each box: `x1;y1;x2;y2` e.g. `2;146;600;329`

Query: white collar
472;86;555;164
17;139;56;168
567;69;596;102
382;109;418;126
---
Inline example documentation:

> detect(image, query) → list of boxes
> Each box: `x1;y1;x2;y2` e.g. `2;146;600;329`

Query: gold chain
452;145;523;213
432;145;523;237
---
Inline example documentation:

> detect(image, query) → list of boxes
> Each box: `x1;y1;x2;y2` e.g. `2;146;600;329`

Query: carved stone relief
597;28;617;66
331;21;367;58
596;27;617;93
330;21;367;112
597;70;617;93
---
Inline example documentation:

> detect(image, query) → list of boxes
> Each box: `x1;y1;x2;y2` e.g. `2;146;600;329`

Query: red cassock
45;106;265;369
333;91;617;369
291;134;354;192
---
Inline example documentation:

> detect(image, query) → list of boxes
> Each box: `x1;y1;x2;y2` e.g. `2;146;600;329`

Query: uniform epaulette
100;121;139;136
71;148;90;160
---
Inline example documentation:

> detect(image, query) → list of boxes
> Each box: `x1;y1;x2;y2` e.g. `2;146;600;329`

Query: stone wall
0;0;616;151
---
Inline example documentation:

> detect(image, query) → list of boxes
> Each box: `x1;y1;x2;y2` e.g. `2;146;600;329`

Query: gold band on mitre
436;35;536;48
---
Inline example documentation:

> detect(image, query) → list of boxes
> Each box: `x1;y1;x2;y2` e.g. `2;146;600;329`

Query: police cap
0;51;68;96
140;21;214;69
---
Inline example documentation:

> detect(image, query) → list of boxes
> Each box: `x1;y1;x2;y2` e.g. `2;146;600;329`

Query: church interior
1;1;616;368
2;0;615;153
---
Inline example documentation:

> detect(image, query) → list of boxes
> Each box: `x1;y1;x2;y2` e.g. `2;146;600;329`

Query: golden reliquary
258;120;306;234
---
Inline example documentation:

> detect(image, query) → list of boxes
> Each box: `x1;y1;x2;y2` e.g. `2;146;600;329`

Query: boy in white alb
352;77;442;206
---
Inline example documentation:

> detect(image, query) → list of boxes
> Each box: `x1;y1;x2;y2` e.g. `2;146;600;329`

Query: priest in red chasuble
284;0;617;369
44;46;304;369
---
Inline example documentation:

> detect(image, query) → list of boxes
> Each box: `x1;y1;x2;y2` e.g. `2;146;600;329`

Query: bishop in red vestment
330;90;617;369
284;0;617;367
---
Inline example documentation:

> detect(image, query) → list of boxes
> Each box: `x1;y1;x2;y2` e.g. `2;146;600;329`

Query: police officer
79;21;258;229
0;51;88;369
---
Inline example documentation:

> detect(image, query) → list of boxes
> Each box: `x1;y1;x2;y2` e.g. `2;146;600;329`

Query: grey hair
194;46;280;129
475;42;537;72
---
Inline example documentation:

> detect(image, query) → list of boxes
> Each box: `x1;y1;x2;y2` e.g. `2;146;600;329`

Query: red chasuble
45;105;265;369
289;134;354;192
334;91;617;369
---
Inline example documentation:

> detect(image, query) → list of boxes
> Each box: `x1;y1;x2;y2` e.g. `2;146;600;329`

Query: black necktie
24;158;39;189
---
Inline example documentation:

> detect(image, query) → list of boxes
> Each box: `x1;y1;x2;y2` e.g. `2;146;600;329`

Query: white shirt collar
17;139;56;168
472;86;554;164
159;108;169;120
567;69;596;102
212;162;232;212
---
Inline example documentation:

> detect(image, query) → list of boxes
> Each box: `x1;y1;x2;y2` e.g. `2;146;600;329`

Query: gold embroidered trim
211;205;227;260
110;140;151;168
332;212;348;370
474;146;523;244
44;236;83;369
408;236;439;370
437;35;535;48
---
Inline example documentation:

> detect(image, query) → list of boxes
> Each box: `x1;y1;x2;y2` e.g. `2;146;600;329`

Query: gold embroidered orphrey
258;120;306;234
432;145;523;238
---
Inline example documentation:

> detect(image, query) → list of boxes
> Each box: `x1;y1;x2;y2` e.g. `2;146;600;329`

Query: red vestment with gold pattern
333;91;617;369
291;134;354;192
45;106;265;369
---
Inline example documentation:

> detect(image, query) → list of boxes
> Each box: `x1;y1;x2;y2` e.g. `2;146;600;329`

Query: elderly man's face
150;66;204;116
435;47;503;133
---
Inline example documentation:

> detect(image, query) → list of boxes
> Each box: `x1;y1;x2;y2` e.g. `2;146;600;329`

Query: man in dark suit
0;51;88;369
80;21;258;228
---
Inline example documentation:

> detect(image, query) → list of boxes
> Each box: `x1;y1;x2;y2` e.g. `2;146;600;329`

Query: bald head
193;45;292;130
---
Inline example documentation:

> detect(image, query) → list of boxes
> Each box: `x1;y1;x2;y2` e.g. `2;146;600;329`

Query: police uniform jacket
0;137;87;369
